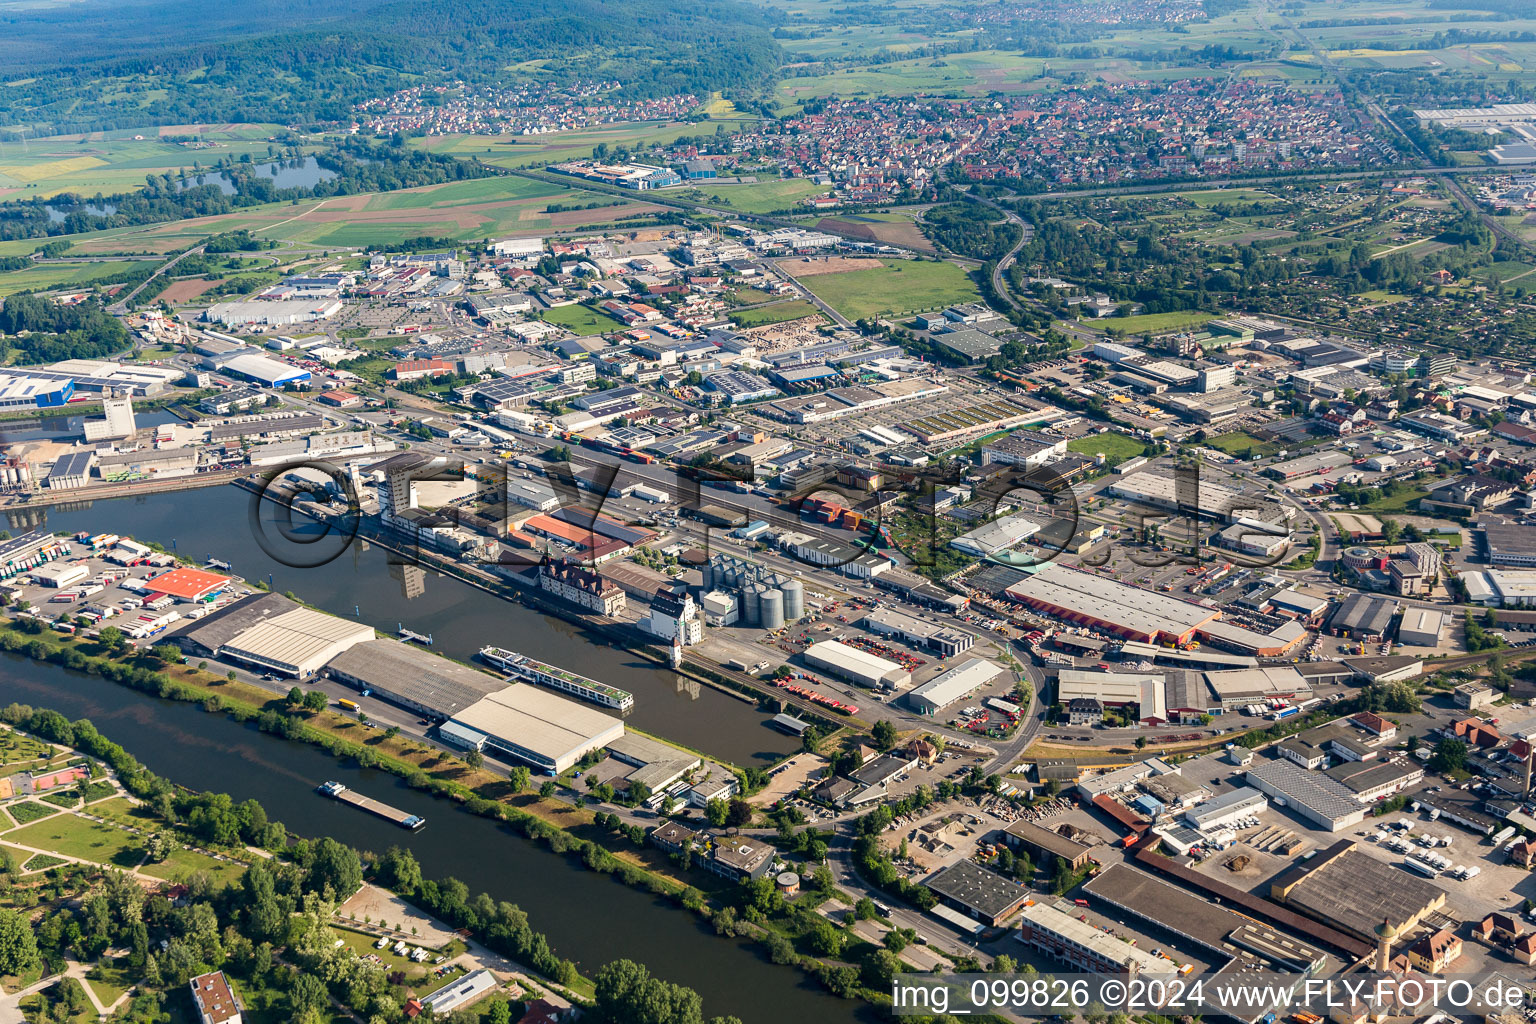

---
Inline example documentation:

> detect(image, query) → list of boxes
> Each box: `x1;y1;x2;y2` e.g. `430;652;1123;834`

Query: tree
144;830;176;863
705;798;729;828
805;917;844;957
306;837;363;899
870;719;897;751
1429;737;1469;774
861;948;900;988
97;626;124;652
0;907;40;976
301;690;328;713
286;686;305;707
594;958;704;1024
465;748;483;769
725;799;752;828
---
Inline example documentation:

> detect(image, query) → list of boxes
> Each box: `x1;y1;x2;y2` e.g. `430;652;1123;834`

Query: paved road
963;192;1034;314
109;244;206;313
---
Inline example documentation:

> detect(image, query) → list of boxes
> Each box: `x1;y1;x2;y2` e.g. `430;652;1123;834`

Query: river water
8;485;798;767
0;654;870;1024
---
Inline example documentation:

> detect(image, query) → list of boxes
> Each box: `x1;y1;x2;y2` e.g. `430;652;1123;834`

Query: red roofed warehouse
147;567;233;603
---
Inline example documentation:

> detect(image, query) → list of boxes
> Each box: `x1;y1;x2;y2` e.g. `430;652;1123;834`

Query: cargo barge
317;781;426;831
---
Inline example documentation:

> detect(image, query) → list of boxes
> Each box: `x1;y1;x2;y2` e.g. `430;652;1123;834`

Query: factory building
804;640;910;691
0;373;74;410
1326;593;1398;639
1057;669;1170;725
701;553;805;628
1398;607;1448;647
1269;839;1447;942
860;607;974;657
326;638;507;719
905;658;1004;715
640;585;702;646
923;860;1031;928
0;530;66;582
1004;562;1220;644
1202;666;1312;711
216;607;376;679
95;448;197;482
1018;899;1181;976
1241;760;1366;832
1183;789;1268;831
441;684;625;774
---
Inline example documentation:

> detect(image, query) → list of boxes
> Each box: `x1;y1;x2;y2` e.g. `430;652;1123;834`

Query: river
7;485;799;767
0;653;870;1024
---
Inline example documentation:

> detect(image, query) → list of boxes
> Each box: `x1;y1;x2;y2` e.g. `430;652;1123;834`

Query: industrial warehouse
165;590;631;774
441;685;625;774
803;639;911;691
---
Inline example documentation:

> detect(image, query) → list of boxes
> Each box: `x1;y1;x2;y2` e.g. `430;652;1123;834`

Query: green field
1206;431;1283;459
1095;310;1217;334
0;260;145;296
414;121;740;170
799;259;980;320
1066;431;1146;465
728;300;825;327
0;124;288;199
540;304;626;336
139;846;247;886
682;177;825;214
7;814;143;867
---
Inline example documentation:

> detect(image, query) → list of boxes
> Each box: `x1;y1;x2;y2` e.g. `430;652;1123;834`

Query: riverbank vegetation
0;704;808;1024
0;617;939;1012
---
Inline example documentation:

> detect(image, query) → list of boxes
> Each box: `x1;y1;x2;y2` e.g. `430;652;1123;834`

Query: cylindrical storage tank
740;585;761;627
776;871;801;896
760;589;784;631
703;559;718;591
781;579;804;621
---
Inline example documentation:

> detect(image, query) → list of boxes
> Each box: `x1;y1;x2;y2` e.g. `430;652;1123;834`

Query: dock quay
317;781;426;830
478;646;635;712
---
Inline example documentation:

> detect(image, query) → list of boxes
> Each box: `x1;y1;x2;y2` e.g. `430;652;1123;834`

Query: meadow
0;124;290;200
540;304;627;335
797;258;979;319
728;300;825;327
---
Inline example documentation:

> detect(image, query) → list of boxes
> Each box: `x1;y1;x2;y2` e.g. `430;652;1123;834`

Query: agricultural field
796;258;979;320
680;176;824;214
413;120;740;170
539;304;626;336
0;260;143;297
0;174;668;255
728;300;825;327
0;124;287;200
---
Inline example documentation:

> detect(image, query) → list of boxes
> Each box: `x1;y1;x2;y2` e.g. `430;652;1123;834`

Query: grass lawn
327;926;469;997
85;960;136;1006
87;796;153;829
801;259;980;320
1205;431;1283;459
728;300;825;327
7;801;59;825
1066;431;1146;464
540;304;626;336
139;847;248;887
21;853;67;871
8;814;143;868
1357;487;1429;515
1095;310;1216;334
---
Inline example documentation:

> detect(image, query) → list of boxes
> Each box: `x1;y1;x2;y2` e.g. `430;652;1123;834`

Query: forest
0;0;782;135
0;295;131;365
